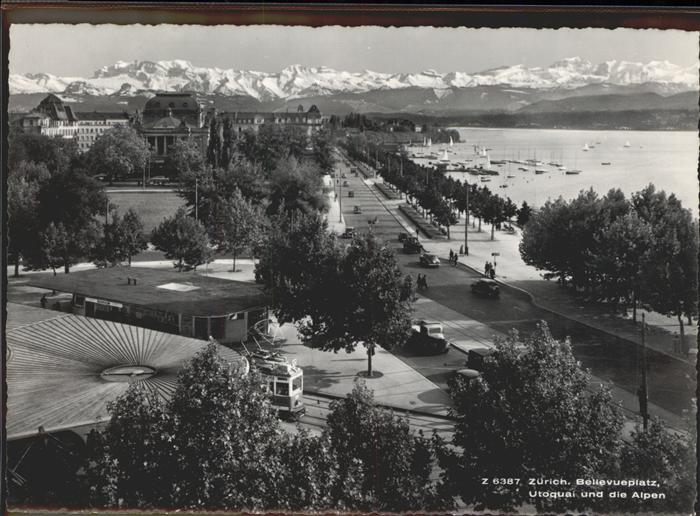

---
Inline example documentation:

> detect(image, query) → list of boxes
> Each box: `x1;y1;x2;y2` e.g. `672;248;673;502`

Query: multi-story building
136;92;210;165
15;94;130;152
224;104;324;137
15;93;325;160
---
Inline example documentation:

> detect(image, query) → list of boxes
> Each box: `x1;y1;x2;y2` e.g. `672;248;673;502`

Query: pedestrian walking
459;245;464;255
453;254;458;266
449;249;454;262
423;275;429;289
40;294;47;309
489;268;496;280
484;261;491;276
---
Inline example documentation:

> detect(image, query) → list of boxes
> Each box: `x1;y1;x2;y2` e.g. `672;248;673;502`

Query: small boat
548;161;560;167
518;167;529;172
491;159;507;165
480;177;491;182
449;136;454;147
601;162;611;165
596;141;602;144
535;169;547;174
624;141;631;148
506;175;515;178
438;150;450;163
582;143;590;151
499;185;508;188
566;169;582;175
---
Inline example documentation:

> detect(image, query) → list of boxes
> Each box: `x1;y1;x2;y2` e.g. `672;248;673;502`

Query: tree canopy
256;212;412;375
442;322;623;511
151;207;212;271
86;125;150;182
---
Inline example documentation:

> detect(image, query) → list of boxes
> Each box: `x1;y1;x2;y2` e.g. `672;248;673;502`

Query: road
283;392;456;443
334;153;696;419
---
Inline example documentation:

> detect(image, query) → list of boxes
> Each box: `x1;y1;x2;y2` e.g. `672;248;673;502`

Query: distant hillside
434;109;698;131
518;91;698;114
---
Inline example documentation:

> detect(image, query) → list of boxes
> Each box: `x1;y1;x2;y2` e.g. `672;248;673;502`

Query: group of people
484;261;496;279
416;273;428;291
448;250;459;266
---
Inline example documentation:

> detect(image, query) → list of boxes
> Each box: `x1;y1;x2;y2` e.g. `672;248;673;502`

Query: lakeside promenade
364;175;697;367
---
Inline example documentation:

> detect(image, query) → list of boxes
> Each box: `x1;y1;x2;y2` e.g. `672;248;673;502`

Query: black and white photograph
3;5;698;515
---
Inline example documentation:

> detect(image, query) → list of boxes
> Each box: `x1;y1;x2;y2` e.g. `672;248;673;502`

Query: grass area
107;191;185;233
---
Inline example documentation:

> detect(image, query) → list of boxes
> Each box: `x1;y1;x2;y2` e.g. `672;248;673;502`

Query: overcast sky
9;24;699;76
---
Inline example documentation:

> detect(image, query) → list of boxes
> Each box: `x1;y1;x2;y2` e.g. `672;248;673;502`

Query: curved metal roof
6;309;246;440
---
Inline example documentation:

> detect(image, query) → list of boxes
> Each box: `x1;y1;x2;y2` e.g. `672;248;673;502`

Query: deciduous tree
92;208;148;267
164;138;204;180
324;382;451;512
86;125;150;183
267;157;328;216
207;190;265;272
151;207;212;271
442;322;623;511
7;162;47;276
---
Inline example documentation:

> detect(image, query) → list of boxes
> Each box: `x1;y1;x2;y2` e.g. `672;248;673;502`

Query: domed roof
6;305;246;440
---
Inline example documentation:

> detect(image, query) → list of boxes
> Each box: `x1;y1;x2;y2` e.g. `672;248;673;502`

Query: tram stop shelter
28;267;270;344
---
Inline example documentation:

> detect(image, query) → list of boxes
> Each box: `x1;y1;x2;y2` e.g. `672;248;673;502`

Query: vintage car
403;236;423;254
419;253;440;268
406;320;449;355
471;278;500;298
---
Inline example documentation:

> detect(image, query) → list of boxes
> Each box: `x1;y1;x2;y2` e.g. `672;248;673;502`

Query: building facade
136;92;210;165
16;94;130;152
224;104;324;137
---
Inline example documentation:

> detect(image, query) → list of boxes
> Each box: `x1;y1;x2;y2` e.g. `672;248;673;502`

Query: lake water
420;128;698;214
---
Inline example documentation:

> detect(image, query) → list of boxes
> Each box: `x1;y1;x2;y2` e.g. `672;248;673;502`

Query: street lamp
464;181;470;256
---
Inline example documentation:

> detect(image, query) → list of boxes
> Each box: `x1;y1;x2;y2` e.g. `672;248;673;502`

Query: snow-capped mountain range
9;57;698;100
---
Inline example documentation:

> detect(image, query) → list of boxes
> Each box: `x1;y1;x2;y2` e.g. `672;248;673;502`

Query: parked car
147;175;169;186
471;278;500;298
398;232;409;243
341;172;347;178
341;227;356;239
343;180;349;187
403;236;422;254
353;205;362;214
348;190;355;198
407;320;449;355
92;174;107;182
419;253;440;268
467;347;495;371
454;368;481;382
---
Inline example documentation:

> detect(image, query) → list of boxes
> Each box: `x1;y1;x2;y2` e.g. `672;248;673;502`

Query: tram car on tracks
247;348;305;418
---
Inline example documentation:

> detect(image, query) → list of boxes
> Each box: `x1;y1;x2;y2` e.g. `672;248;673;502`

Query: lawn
107;191;185;233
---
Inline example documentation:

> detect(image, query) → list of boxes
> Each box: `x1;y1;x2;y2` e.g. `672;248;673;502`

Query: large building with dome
15;92;325;165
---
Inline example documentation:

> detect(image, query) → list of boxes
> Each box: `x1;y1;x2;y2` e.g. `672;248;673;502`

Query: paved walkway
367;175;696;366
254;322;452;416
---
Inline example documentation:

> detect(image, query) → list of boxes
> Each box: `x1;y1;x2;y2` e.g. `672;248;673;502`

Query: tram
243;318;305;417
248;349;305;417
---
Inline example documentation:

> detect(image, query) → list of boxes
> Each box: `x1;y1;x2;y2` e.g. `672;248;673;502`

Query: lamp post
338;169;343;223
464;181;470;256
